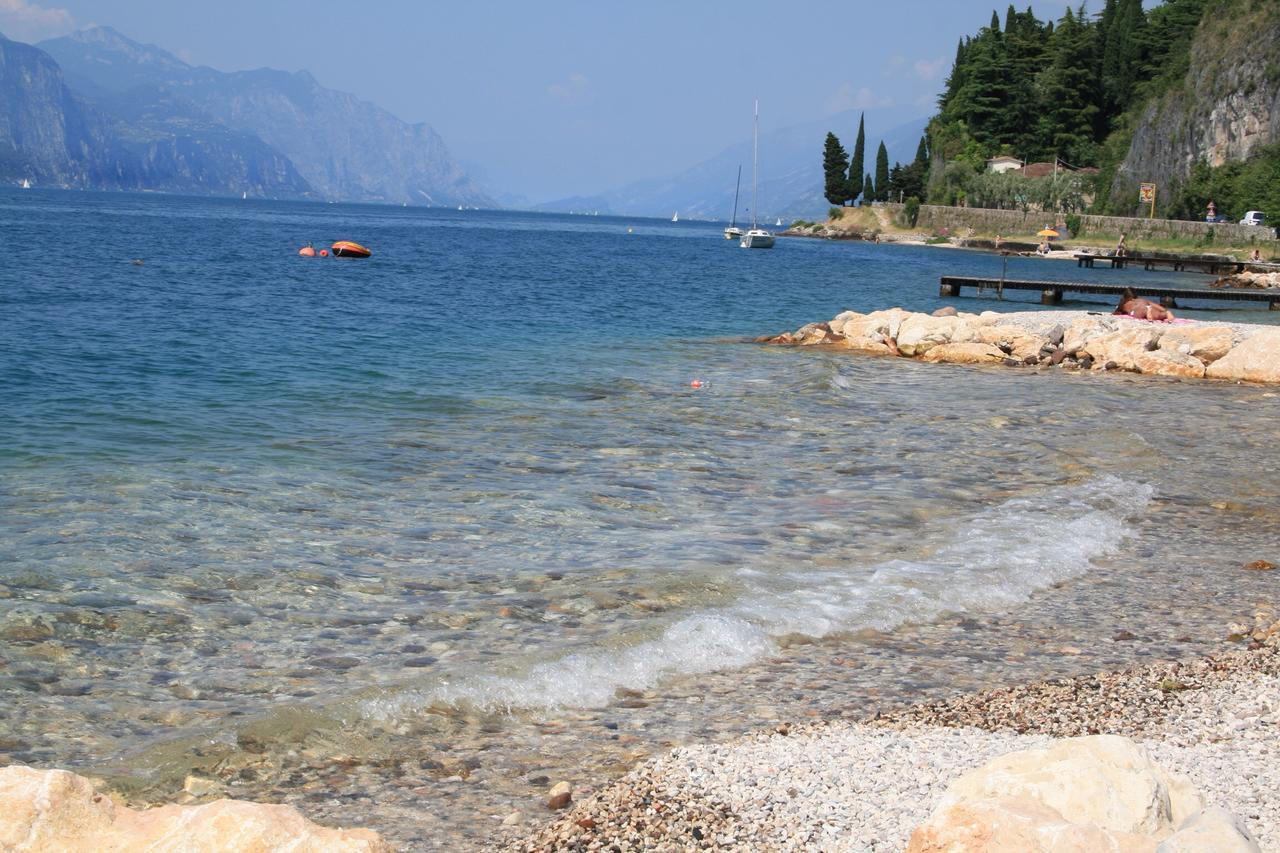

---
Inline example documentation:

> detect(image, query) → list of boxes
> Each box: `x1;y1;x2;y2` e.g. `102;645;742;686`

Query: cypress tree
822;132;851;205
862;173;874;205
847;113;866;205
874;141;890;201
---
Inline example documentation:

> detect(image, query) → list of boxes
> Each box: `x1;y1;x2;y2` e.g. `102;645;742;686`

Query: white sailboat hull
723;227;744;240
740;229;775;249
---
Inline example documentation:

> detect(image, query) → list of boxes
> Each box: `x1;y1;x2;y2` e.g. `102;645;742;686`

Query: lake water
2;190;1278;848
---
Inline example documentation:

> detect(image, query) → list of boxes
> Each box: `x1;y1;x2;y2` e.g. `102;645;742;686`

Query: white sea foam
363;475;1152;719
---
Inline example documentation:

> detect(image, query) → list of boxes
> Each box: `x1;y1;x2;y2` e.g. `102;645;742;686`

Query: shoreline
760;307;1280;384
506;621;1280;850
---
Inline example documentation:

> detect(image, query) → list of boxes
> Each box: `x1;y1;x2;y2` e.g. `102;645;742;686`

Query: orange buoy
690;379;704;389
319;249;329;257
299;245;316;257
331;240;372;259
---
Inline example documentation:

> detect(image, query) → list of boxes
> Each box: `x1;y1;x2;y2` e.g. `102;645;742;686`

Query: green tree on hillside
847;113;866;205
873;141;890;201
862;173;874;205
823;132;851;205
1099;0;1146;121
1036;8;1100;166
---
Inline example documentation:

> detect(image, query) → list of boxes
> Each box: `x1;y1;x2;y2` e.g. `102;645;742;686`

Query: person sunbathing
1114;287;1174;321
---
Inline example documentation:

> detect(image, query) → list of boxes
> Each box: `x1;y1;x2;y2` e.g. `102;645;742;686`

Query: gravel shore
504;622;1280;851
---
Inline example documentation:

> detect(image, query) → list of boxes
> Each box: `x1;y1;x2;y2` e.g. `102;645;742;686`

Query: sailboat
740;100;775;249
775;217;783;227
724;165;744;240
672;211;679;222
21;179;32;189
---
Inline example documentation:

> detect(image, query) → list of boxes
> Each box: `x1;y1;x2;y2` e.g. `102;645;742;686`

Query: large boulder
1079;328;1164;372
1205;328;1280;383
0;766;389;853
975;325;1050;361
1157;326;1236;365
1132;348;1207;379
1062;317;1116;356
921;342;1008;365
911;732;1198;835
897;314;962;356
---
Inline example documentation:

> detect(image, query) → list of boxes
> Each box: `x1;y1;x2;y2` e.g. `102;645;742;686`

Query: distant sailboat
724;165;744;240
672;211;679;222
775;217;783;227
740;100;775;249
21;178;32;189
242;191;247;200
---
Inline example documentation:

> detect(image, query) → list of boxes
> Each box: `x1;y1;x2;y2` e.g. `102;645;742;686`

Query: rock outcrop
0;765;390;852
1113;0;1280;216
761;307;1280;385
907;736;1259;853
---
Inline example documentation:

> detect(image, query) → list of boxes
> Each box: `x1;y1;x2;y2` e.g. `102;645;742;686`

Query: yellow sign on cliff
1139;183;1156;217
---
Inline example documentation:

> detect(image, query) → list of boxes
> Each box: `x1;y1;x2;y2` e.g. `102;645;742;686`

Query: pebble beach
508;620;1280;851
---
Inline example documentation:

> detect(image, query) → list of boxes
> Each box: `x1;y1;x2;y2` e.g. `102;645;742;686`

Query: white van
1240;210;1266;226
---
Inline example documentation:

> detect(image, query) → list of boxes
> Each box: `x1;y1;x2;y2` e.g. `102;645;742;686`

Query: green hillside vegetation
922;0;1259;216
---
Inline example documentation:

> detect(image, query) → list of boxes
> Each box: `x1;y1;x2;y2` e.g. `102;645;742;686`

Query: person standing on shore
1116;233;1128;257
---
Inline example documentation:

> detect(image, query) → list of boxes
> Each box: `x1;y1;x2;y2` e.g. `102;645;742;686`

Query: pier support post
1160;296;1178;308
1041;289;1063;305
1270;300;1279;311
940;281;961;298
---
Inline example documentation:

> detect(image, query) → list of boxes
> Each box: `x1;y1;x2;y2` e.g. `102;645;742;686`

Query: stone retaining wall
891;204;1276;244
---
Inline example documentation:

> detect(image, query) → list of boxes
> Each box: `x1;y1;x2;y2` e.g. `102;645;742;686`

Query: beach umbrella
1037;228;1059;237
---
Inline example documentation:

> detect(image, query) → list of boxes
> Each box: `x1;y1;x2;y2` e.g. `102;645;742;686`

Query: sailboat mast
731;164;741;227
750;100;759;229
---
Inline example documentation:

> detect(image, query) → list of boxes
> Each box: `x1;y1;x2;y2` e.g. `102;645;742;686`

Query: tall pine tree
847;114;866;205
873;141;890;201
822;132;851;205
862;173;874;205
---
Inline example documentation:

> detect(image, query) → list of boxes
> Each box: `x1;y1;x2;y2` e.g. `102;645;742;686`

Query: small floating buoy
298;245;316;257
319;249;329;257
689;379;704;389
130;258;144;266
627;227;633;234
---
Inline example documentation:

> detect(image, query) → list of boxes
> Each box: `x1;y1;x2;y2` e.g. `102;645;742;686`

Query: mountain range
533;108;928;222
1;26;492;206
2;24;928;217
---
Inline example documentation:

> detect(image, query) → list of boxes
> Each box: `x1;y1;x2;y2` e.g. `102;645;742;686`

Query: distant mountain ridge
534;108;928;221
0;32;310;196
0;26;491;206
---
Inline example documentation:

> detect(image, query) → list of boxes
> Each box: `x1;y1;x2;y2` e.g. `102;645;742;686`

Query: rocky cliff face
1113;1;1280;211
0;35;115;187
40;27;493;207
0;33;311;196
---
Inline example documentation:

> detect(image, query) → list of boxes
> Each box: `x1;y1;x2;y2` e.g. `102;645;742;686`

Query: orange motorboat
331;241;372;259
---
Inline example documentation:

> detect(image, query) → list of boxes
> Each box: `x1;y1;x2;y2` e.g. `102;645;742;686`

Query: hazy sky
5;0;1091;201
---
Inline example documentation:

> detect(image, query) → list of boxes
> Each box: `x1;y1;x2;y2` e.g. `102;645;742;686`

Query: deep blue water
4;190;1271;470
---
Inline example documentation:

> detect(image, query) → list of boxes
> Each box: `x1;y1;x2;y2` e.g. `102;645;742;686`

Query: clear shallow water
3;190;1279;847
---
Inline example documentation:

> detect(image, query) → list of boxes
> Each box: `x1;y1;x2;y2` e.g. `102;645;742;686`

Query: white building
986;156;1025;174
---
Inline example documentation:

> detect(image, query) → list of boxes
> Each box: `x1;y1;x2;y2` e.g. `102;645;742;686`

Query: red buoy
319;249;329;257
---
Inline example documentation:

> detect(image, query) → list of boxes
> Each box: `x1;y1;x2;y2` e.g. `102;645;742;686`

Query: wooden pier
939;275;1280;309
1074;253;1244;274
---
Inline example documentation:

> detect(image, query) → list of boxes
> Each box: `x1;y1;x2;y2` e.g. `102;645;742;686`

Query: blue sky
5;0;1093;201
